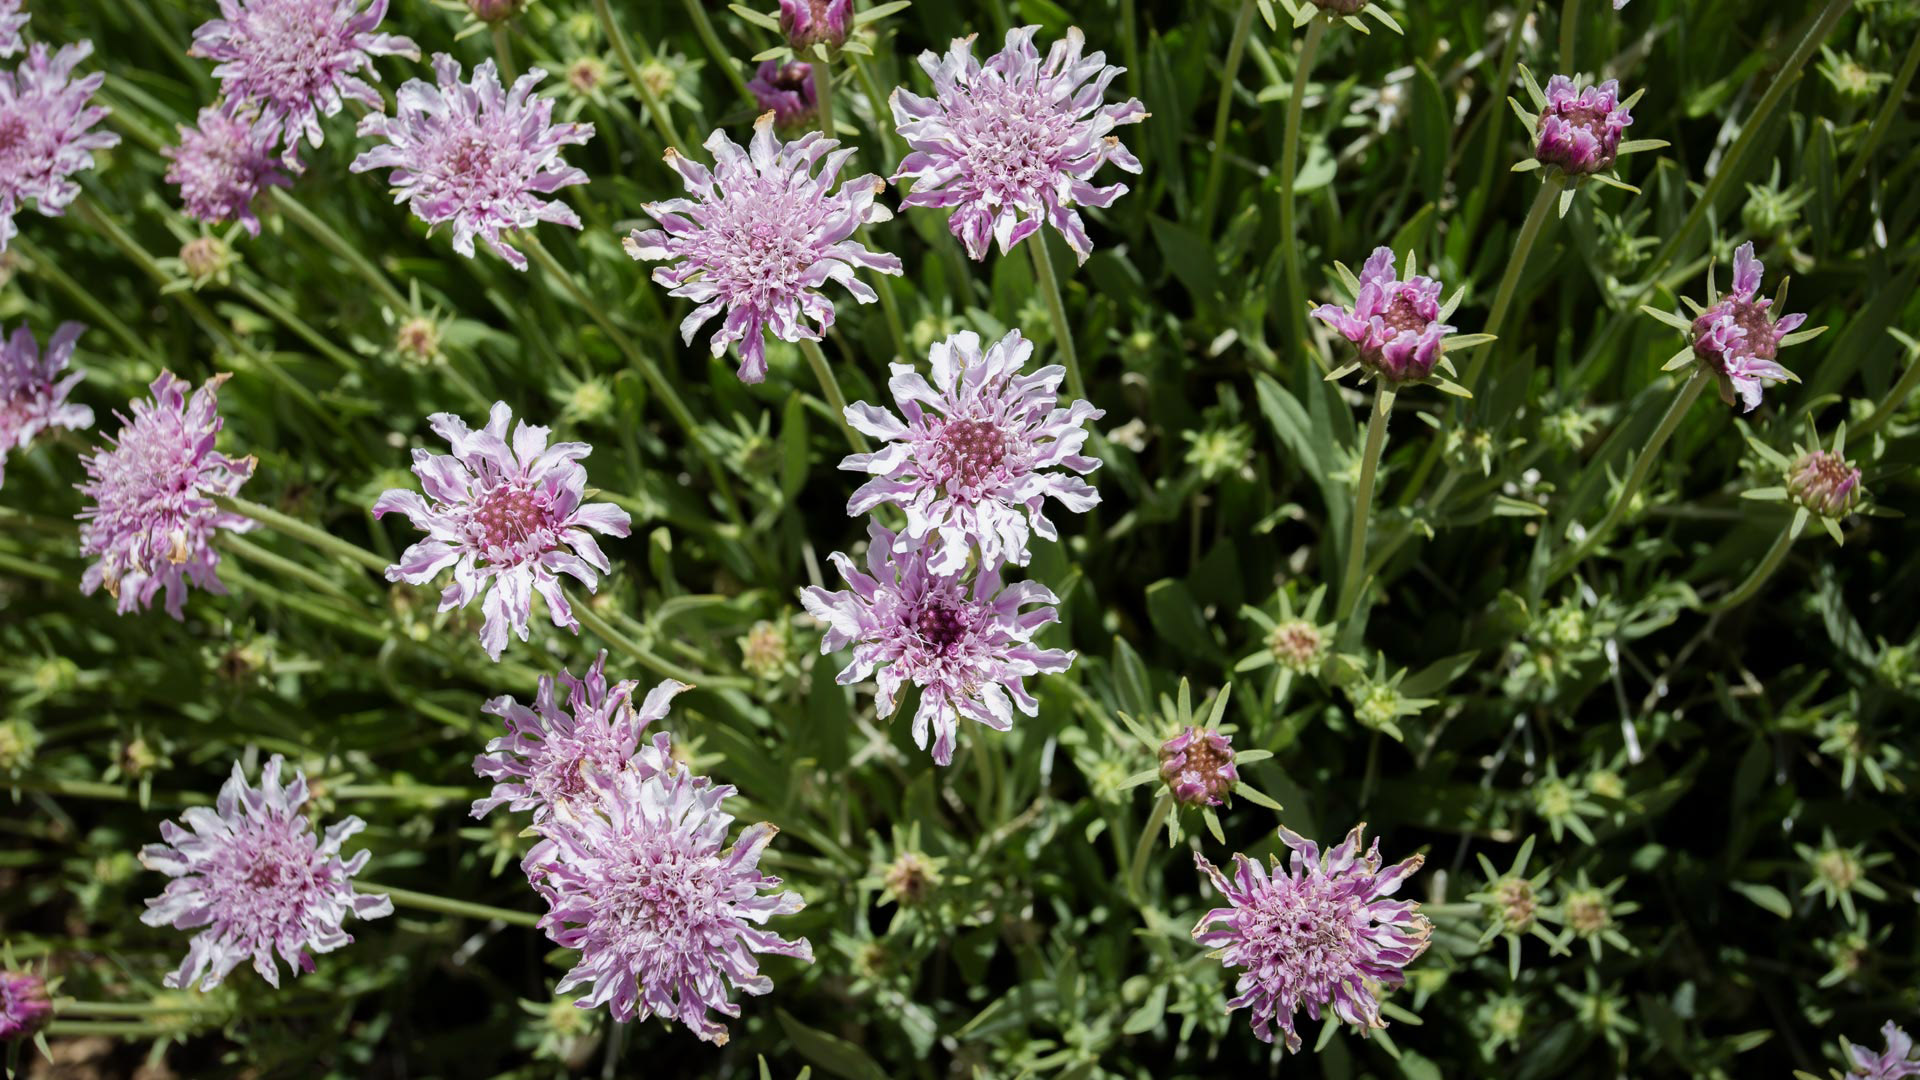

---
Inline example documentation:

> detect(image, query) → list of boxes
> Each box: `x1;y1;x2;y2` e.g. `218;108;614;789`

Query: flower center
472;485;551;552
1378;293;1432;337
912;599;972;653
950;86;1075;204
936;417;1010;488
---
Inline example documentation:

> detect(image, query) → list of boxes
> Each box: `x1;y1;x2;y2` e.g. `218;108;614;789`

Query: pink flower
1310;247;1456;384
779;0;850;51
1689;242;1806;412
891;26;1145;263
191;0;419;166
1851;1022;1920;1080
472;650;689;822
841;328;1102;574
0;41;120;252
77;372;255;620
524;752;811;1043
373;402;632;661
623;114;901;384
138;755;392;991
1534;75;1633;176
1;320;92;490
748;60;817;130
0;969;51;1042
164;106;291;236
1159;726;1237;807
0;0;27;58
352;54;593;271
1192;824;1432;1050
800;521;1075;766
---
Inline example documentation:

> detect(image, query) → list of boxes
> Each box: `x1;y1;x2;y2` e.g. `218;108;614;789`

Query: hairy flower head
1;320;91;489
164;106;290;235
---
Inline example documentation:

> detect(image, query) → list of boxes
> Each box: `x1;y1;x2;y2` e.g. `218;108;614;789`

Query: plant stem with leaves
1339;385;1396;622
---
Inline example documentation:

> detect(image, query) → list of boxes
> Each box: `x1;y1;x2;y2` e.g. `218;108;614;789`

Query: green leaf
1728;882;1792;919
775;1010;891;1080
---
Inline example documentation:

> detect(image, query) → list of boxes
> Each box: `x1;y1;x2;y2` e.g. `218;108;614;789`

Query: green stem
1843;28;1920;195
0;778;207;803
267;189;410;314
1126;794;1175;901
359;882;539;928
1705;520;1797;613
1338;385;1395;623
1278;18;1328;362
798;338;867;452
1469;0;1537;235
53;999;228;1018
491;24;516;81
1197;0;1258;235
232;281;365;376
573;601;744;688
333;784;481;802
516;230;746;528
45;1020;172;1037
214;495;391;574
682;0;754;105
849;52;903;169
1028;234;1086;402
815;50;837;138
1119;0;1142;97
216;532;361;604
1856;340;1920;440
1548;369;1710;583
860;226;911;363
1559;0;1581;74
592;0;688;155
13;236;165;369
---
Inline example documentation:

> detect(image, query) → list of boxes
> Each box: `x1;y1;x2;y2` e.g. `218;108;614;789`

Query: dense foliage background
3;0;1919;1077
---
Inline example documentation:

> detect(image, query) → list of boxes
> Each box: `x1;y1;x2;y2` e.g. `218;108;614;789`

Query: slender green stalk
491;24;517;81
849;52;903;168
1469;0;1538;234
1338;385;1396;622
1843;30;1920;195
267;189;410;313
45;1020;172;1037
1559;0;1581;74
573;600;741;688
1278;19;1327;358
516;230;746;527
1028;235;1087;402
0;777;206;803
682;0;754;105
213;495;391;574
216;533;360;604
1856;344;1920;440
1548;369;1710;583
1126;793;1174;901
232;281;365;376
334;784;481;802
54;999;229;1018
592;0;688;155
815;51;838;138
13;236;165;369
360;882;539;927
1705;521;1797;613
1119;0;1142;97
1197;0;1258;235
860;227;911;363
798;338;868;452
0;550;64;583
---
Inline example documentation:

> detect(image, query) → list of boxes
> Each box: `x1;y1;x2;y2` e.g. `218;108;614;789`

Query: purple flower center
1378;293;1433;337
0;113;32;167
471;484;553;552
913;598;973;653
946;91;1076;205
603;847;718;938
936;417;1011;488
1691;298;1777;364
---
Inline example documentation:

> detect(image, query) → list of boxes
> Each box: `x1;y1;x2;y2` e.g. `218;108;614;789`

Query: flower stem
797;338;867;452
1559;0;1581;74
12;236;165;369
216;532;362;604
267;189;411;314
848;52;903;169
491;24;516;80
1278;18;1327;359
1338;385;1396;623
53;999;228;1018
214;494;391;575
591;0;688;155
45;1020;174;1037
1126;793;1174;902
682;0;754;106
358;881;540;928
1027;234;1086;402
1548;369;1710;583
515;230;746;529
1197;0;1258;236
1705;520;1797;614
1856;336;1920;440
572;599;746;689
1468;0;1538;235
815;50;837;138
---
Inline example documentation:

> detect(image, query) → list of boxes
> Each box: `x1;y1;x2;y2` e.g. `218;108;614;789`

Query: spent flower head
191;0;419;166
0;41;121;252
1557;871;1637;959
1468;835;1568;978
1311;247;1478;391
1796;829;1891;925
624;114;901;383
353;55;593;270
138;755;392;990
891;26;1146;263
1191;824;1431;1051
1;320;91;490
524;752;812;1043
373;401;632;660
841;328;1104;575
77;372;256;619
1158;725;1238;808
800;520;1075;765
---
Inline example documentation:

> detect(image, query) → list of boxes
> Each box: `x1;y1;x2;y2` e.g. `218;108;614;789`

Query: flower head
191;0;419;165
1;320;92;489
1159;725;1237;807
1689;242;1809;412
1789;448;1863;519
77;372;255;619
1851;1022;1920;1080
0;41;120;252
0;969;49;1042
373;401;632;661
891;26;1145;263
624;114;900;384
472;651;690;822
524;755;812;1043
352;55;593;271
748;60;818;131
164;106;291;236
465;0;524;22
779;0;851;52
800;521;1075;765
1311;247;1459;385
0;0;27;58
1535;75;1632;176
841;329;1103;574
138;755;392;991
1192;824;1431;1051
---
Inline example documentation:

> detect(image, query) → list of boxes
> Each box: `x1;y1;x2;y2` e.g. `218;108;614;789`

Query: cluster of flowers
0;1;118;253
